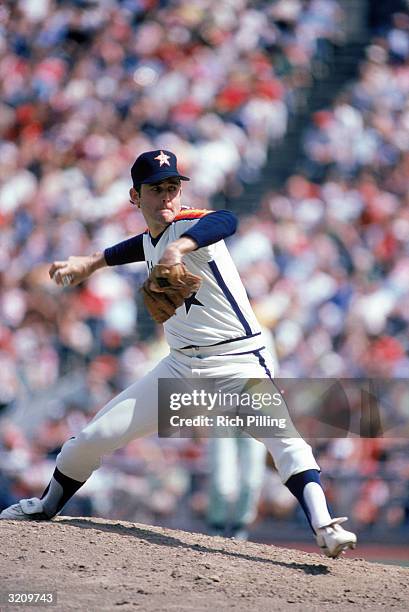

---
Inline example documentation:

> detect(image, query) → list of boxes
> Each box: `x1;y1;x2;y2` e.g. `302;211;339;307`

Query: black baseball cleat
0;498;50;521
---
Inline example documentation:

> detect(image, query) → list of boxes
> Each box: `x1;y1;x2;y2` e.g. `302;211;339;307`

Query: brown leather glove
141;263;202;323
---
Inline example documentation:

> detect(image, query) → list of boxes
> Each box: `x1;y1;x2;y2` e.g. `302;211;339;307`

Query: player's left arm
160;210;237;265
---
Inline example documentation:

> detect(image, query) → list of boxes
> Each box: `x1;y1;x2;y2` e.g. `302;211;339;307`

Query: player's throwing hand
49;253;106;287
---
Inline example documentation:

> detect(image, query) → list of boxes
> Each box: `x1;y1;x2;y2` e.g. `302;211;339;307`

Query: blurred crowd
1;0;409;539
0;0;344;407
230;7;409;532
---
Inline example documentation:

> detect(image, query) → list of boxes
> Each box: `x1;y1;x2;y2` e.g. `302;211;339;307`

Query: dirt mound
1;517;408;611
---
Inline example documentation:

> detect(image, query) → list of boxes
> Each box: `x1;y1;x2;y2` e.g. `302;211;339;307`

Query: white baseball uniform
55;209;319;486
0;148;356;558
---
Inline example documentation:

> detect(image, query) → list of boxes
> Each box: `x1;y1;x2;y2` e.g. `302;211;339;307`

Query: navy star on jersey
184;292;204;314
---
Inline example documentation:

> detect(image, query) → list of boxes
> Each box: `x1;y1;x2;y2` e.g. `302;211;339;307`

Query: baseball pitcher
0;150;357;558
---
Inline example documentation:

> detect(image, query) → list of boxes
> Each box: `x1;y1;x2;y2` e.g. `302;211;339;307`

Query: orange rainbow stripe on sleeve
174;208;211;221
142;208;211;232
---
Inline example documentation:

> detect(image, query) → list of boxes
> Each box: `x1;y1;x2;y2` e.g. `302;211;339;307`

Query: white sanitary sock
302;482;332;530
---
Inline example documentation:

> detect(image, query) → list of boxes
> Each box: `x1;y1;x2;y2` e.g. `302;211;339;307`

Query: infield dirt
1;517;408;611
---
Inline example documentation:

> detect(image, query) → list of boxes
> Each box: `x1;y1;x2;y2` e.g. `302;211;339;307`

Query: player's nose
162;189;174;204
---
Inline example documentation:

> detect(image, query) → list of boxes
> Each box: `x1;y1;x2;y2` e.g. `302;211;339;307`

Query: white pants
56;348;319;484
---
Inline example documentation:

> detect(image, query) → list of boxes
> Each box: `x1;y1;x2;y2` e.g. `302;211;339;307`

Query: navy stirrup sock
41;467;85;518
285;469;331;533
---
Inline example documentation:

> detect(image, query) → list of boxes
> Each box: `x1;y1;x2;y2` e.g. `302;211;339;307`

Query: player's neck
147;220;170;238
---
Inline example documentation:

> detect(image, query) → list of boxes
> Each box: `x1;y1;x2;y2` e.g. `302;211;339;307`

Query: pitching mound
1;517;408;611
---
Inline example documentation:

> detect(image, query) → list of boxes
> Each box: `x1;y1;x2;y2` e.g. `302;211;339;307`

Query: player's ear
129;187;140;208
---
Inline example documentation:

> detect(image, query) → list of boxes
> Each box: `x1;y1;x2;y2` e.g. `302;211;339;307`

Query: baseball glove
141;263;202;323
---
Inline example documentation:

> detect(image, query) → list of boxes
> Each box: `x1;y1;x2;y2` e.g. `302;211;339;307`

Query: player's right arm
49;233;145;287
49;252;107;286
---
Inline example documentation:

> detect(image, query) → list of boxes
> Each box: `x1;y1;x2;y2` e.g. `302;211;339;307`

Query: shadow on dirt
57;517;329;576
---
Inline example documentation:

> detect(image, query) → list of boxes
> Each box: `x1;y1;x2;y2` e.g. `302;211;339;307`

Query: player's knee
263;438;319;484
57;435;102;481
58;433;98;465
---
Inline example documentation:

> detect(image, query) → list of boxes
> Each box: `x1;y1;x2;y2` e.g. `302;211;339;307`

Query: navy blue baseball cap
131;149;190;186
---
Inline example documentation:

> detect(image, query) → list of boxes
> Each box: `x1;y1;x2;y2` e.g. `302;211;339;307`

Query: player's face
130;179;182;236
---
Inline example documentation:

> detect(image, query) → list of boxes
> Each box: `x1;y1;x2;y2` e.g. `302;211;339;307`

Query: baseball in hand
61;274;74;287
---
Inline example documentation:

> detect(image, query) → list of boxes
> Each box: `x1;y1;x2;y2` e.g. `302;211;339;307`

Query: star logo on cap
154;151;171;167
